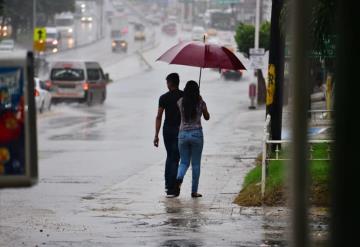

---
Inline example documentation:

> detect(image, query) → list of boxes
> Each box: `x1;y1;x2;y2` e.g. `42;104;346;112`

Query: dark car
161;22;177;36
221;69;243;81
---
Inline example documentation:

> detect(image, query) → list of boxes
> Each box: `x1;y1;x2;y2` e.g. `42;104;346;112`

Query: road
0;6;287;246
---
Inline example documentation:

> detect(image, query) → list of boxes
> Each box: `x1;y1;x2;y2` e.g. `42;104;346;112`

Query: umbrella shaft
199;68;202;89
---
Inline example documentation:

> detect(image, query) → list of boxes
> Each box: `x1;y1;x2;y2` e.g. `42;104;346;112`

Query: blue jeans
163;125;180;194
177;128;204;193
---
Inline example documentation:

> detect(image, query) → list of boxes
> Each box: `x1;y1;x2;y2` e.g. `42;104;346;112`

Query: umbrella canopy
157;41;246;70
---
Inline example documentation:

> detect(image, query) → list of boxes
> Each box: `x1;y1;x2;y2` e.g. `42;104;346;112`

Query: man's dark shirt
159;89;183;127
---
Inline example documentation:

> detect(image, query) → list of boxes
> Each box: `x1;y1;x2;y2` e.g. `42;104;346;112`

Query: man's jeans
163;125;180;194
177;128;204;193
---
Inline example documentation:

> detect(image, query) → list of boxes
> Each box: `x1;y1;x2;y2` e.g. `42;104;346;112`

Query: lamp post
33;0;37;30
255;0;260;49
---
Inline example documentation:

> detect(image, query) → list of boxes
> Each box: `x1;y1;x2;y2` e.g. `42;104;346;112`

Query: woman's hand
153;136;159;147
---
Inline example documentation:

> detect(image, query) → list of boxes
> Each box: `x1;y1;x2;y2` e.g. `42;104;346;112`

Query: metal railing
261;114;334;197
283;109;334;127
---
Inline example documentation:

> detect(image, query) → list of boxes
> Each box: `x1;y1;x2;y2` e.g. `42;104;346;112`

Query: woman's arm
202;104;210;121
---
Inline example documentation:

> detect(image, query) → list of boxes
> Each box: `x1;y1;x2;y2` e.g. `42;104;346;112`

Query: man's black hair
166;73;180;87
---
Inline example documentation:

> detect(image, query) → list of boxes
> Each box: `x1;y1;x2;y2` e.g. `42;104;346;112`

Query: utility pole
255;0;260;49
266;0;285;142
33;0;37;31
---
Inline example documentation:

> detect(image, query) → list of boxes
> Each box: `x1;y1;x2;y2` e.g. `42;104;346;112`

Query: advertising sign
0;51;38;188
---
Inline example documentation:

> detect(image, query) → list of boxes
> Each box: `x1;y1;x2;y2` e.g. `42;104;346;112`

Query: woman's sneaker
174;179;183;197
191;192;202;198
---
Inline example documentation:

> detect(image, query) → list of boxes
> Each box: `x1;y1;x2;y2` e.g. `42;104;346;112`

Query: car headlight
87;17;93;21
81;17;86;21
52;40;58;45
68;28;73;33
112;41;116;47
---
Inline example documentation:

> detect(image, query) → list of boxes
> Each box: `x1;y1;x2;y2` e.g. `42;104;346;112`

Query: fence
261;114;334;197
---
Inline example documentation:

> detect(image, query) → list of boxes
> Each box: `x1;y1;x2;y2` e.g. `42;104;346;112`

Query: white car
0;39;15;51
35;78;52;113
191;26;206;41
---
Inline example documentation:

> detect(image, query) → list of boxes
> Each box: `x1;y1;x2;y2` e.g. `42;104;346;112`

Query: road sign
249;47;266;69
250;48;265;55
33;27;46;52
33;27;46;42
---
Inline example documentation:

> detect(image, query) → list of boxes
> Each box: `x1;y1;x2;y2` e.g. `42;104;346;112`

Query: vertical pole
33;0;36;31
198;67;202;89
266;0;285;142
261;115;270;198
255;0;261;49
290;0;311;245
331;0;360;246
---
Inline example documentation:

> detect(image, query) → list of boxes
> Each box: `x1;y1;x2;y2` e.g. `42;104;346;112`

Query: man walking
154;73;183;197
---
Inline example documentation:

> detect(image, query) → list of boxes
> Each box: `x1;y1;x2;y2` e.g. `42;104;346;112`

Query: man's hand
153;136;159;147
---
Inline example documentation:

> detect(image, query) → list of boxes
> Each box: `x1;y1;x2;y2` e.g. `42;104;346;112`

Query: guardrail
261;114;334;197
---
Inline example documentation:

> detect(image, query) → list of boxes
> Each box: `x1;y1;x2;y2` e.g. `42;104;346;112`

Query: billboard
0;51;38;188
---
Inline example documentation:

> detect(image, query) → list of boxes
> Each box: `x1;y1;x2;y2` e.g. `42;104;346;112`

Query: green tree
234;22;271;57
234;23;254;57
1;0;75;39
260;22;271;53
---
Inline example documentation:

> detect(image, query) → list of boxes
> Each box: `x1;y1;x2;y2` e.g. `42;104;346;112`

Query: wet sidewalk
77;154;281;246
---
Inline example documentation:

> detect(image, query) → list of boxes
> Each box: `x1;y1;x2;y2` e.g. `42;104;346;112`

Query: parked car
0;39;15;51
34;77;52;113
161;22;177;36
47;61;109;105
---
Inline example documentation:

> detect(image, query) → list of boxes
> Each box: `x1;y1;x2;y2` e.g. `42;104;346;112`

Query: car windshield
47;33;57;39
51;68;84;81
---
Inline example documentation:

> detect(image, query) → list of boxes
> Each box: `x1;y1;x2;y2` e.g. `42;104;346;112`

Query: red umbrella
156;41;246;87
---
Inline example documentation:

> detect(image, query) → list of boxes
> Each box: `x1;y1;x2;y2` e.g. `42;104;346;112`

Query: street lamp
33;0;37;30
255;0;260;49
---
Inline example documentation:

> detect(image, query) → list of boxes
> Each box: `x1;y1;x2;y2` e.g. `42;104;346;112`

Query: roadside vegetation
234;143;330;206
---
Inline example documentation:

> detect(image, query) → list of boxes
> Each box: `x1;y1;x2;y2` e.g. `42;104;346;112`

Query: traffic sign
250;48;265;55
249;47;266;69
33;27;47;52
33;27;46;42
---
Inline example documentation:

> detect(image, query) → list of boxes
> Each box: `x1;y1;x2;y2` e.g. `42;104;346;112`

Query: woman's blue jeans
177;129;204;193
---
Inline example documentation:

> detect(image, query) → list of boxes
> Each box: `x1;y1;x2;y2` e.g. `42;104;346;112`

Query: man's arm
154;107;164;147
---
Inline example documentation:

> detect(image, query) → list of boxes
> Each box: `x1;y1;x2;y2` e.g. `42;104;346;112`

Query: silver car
47;61;109;105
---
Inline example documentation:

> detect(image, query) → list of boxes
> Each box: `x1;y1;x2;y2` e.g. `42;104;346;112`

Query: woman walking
175;80;210;198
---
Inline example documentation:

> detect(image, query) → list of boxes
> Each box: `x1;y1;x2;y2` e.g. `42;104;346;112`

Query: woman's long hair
182;80;200;122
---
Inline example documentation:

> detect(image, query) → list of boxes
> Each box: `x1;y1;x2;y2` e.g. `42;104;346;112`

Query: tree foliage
0;0;75;38
281;0;336;59
234;22;271;57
